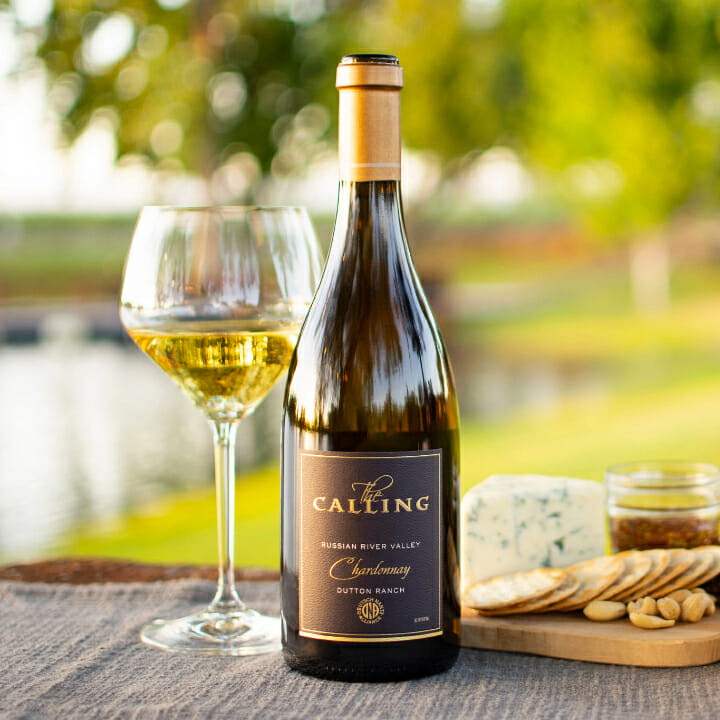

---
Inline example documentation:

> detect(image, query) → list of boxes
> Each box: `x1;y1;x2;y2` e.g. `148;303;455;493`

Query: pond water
0;302;605;561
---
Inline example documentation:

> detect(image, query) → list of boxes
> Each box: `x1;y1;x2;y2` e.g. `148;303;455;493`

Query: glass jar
605;461;720;553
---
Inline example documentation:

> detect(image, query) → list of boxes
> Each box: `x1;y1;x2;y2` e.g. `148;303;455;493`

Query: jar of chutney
605;461;720;553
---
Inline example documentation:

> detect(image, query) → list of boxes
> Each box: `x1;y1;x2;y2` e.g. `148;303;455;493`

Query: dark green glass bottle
280;53;460;681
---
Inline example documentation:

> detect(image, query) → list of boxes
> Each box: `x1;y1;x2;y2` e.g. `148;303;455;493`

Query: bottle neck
328;180;409;271
338;86;401;182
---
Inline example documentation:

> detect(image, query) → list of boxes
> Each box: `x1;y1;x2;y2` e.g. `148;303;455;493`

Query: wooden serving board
460;607;720;667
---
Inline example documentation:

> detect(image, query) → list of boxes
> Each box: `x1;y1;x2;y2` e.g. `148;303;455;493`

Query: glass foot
140;608;281;656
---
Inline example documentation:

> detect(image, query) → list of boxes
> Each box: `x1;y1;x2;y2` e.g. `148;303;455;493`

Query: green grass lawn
469;294;720;363
57;467;283;569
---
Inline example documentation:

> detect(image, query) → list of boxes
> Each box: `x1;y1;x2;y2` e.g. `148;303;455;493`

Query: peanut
636;597;657;616
656;597;680;621
705;597;716;617
583;600;627;622
681;593;708;623
666;589;692;604
629;612;675;629
691;589;717;616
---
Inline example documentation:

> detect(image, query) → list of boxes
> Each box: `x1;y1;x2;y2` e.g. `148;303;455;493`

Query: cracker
464;568;567;611
623;549;694;601
479;574;581;616
594;551;652;602
613;549;669;602
650;550;714;598
692;544;720;557
542;555;624;612
690;546;720;589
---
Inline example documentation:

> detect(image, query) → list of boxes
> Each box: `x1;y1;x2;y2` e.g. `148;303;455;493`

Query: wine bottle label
298;449;442;642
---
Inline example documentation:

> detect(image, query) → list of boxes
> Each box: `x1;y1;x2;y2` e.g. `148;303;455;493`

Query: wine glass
120;206;322;655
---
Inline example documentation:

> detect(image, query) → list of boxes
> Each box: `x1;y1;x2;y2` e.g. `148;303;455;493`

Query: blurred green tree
499;0;720;309
361;0;720;310
501;1;720;226
4;0;510;194
364;0;720;230
3;0;369;197
6;0;720;275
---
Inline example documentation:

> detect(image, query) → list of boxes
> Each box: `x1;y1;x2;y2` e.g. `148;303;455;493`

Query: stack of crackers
463;546;720;616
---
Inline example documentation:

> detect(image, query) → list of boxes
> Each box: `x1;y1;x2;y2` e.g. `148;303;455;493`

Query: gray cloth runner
1;579;718;720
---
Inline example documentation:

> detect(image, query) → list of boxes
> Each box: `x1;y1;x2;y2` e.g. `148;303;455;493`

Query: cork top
336;53;404;89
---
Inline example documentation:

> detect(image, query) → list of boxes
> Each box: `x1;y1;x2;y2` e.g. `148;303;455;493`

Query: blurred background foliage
3;0;720;566
12;0;720;233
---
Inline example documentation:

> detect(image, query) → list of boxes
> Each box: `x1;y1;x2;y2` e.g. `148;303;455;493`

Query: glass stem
208;420;244;614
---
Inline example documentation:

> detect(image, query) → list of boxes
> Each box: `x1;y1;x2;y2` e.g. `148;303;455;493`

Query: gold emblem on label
356;597;384;624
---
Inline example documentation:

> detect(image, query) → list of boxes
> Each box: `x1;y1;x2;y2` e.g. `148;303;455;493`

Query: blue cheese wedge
461;474;605;592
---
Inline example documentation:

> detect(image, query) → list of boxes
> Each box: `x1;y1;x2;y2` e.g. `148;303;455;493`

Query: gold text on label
312;474;429;514
329;557;412;581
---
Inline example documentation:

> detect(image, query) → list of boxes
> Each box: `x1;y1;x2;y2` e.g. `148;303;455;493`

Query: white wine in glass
120;206;321;655
127;322;298;418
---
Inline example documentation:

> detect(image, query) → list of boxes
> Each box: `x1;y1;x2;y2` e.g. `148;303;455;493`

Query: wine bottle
280;53;460;681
